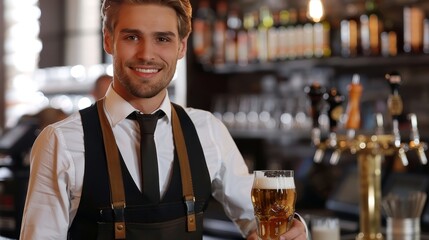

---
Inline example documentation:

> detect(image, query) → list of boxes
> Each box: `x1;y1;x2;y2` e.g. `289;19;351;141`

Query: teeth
135;68;158;73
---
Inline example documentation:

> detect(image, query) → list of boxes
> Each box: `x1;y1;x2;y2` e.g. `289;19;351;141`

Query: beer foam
254;177;295;189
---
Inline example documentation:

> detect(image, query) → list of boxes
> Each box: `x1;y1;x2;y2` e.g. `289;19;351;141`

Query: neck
112;84;167;114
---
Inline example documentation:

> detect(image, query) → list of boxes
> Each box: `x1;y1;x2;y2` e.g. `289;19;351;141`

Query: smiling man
19;1;307;239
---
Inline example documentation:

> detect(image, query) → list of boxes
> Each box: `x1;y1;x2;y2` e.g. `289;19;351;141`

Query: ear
103;30;113;54
177;35;189;59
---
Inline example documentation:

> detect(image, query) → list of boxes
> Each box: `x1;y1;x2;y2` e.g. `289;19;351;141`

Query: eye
157;36;170;42
126;35;139;41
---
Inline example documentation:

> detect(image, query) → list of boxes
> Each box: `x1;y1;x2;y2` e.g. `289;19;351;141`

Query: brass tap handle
386;71;404;148
409;113;428;164
386;71;404;119
409;113;420;144
324;88;344;132
345;74;363;138
305;82;325;129
305;82;325;146
375;113;384;135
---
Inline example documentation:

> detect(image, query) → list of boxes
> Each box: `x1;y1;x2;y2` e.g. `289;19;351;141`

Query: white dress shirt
19;87;257;239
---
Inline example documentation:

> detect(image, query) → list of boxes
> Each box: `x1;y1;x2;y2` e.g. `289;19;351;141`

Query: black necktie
128;110;164;203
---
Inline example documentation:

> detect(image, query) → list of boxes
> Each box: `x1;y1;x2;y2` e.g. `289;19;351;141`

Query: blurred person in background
19;0;307;239
91;74;113;100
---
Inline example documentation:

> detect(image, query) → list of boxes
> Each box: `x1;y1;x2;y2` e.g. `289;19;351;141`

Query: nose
136;38;154;60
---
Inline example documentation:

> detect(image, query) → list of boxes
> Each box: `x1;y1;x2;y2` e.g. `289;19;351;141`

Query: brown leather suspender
97;100;127;239
171;104;197;232
96;99;196;239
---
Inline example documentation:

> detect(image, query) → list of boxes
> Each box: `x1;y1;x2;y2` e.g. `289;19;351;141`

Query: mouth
133;67;161;73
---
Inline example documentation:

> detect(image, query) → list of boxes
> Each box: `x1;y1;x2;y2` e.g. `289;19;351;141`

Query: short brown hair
101;0;192;40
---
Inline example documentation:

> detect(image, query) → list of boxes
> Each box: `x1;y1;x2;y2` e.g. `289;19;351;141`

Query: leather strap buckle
184;195;196;232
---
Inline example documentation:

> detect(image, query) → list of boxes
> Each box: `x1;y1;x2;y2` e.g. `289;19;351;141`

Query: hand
246;219;307;240
279;219;307;240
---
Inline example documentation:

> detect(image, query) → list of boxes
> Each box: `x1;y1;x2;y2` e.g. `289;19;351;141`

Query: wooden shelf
202;54;429;74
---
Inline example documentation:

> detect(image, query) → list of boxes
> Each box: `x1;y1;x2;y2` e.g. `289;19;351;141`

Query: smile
134;67;160;73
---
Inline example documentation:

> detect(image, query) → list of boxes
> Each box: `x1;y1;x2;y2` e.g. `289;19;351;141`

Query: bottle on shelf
286;8;299;60
244;11;259;64
237;12;249;66
360;0;383;56
403;5;424;54
212;0;227;65
192;0;215;65
277;9;290;61
298;7;313;58
380;19;397;57
340;4;360;57
225;3;242;64
424;18;429;54
257;5;273;63
267;10;281;62
313;16;331;58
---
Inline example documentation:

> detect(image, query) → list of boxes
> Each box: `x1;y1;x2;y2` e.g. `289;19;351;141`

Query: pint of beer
251;170;296;240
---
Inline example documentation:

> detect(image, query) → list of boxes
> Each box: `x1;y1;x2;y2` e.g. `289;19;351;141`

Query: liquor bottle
212;0;227;65
297;8;311;58
277;9;290;61
424;18;429;54
225;4;242;64
340;4;360;57
244;11;259;63
302;8;314;58
237;12;249;66
192;0;215;64
360;0;383;56
257;5;273;63
380;19;397;57
403;5;424;53
313;17;331;58
286;8;298;59
267;10;280;62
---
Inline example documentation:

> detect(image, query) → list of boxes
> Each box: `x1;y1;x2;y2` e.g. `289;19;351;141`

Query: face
104;3;188;103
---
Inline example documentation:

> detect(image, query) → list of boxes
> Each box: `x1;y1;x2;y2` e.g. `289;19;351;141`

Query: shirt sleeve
20;125;74;239
196;112;257;238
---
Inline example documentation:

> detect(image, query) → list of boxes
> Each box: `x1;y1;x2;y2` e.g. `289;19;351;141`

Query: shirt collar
104;86;172;127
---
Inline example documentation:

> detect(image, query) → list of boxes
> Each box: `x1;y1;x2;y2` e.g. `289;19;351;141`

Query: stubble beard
115;61;171;99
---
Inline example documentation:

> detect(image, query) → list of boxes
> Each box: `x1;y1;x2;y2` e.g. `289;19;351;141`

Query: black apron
68;102;211;239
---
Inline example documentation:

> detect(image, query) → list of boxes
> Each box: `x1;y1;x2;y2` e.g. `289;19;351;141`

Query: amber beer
251;170;296;240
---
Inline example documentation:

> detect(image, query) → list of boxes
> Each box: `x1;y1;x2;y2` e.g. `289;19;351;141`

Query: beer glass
251;170;297;240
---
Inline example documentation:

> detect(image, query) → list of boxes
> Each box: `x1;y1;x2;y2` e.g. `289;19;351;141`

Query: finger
279;220;307;240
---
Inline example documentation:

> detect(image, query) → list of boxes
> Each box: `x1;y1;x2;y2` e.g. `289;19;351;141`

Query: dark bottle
192;0;215;65
212;0;227;65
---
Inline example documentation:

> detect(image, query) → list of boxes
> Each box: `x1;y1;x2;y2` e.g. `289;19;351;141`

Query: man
19;0;307;239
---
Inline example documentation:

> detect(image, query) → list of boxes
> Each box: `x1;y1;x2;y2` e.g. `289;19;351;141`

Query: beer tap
305;82;325;163
408;113;428;164
324;88;345;165
375;113;384;135
385;71;409;166
306;70;428;240
344;73;362;154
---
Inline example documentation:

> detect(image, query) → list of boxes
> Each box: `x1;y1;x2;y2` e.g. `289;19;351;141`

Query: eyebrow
120;28;177;39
